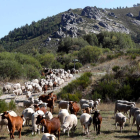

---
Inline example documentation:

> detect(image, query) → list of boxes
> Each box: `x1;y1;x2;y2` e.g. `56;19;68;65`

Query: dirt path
0;73;82;106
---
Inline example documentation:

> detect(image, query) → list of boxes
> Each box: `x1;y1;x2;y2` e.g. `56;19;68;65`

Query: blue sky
0;0;139;39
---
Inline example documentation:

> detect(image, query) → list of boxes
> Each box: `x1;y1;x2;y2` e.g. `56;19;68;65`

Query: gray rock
81;6;103;20
131;19;140;25
126;13;133;17
54;27;66;38
61;12;84;26
108;12;117;18
93;25;100;30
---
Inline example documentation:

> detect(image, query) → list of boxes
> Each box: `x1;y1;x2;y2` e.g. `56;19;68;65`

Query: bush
0;100;9;112
58;72;92;100
37;53;55;68
8;100;16;110
0;60;22;79
78;46;102;64
92;91;102;101
131;54;136;60
15;53;41;69
68;92;82;102
23;64;40;79
112;66;120;72
67;62;82;70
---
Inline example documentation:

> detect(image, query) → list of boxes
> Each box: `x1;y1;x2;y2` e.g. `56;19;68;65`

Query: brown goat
82;107;91;114
2;111;24;139
33;104;48;114
36;115;60;140
69;101;80;115
39;92;57;113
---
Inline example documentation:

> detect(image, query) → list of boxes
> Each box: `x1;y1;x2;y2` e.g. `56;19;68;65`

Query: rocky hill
1;6;140;53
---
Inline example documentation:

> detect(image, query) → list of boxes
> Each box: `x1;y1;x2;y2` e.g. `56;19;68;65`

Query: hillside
0;6;140;54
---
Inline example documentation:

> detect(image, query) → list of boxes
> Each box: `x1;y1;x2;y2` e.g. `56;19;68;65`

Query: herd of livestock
0;92;102;140
1;68;140;139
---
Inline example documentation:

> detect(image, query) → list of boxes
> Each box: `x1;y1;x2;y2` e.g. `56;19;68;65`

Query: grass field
1;103;140;140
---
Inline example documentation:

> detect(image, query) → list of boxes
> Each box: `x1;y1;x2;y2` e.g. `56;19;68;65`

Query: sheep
58;100;69;110
80;99;94;112
48;81;53;90
13;83;21;90
68;74;73;79
129;107;140;124
21;86;26;93
116;100;135;106
45;111;53;120
22;108;35;126
115;112;127;133
80;99;89;109
23;98;34;107
34;84;42;93
131;110;140;131
34;98;43;104
38;102;48;108
13;89;22;99
0;110;17;131
136;114;140;135
32;110;45;135
25;91;32;98
58;109;69;125
25;84;33;91
41;133;56;140
114;103;134;116
3;84;12;93
32;79;39;84
80;113;92;135
62;114;77;137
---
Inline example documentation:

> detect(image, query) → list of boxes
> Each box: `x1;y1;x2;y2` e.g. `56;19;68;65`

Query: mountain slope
0;6;140;54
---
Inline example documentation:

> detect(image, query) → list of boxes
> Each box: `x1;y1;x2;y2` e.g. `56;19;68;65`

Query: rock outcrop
81;6;103;20
126;13;133;17
108;12;117;18
54;11;84;38
53;6;130;39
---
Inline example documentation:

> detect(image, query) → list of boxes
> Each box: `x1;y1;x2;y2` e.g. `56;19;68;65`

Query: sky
0;0;140;39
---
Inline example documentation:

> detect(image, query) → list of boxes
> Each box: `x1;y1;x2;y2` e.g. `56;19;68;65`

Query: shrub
8;100;16;110
92;91;102;101
58;72;92;100
37;53;55;68
23;64;40;79
131;54;136;60
68;92;82;102
51;60;64;69
67;62;82;70
112;66;120;72
0;60;22;79
78;46;102;64
0;100;9;112
15;53;41;69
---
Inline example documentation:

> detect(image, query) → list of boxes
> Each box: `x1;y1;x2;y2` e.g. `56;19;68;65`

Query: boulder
126;12;133;17
108;12;117;18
